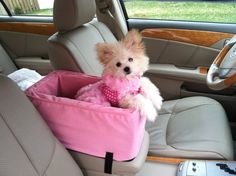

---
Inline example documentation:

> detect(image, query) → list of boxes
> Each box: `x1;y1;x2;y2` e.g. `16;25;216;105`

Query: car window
123;0;236;24
0;3;8;15
3;0;53;16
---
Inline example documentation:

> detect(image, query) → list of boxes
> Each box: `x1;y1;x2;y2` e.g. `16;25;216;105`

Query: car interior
0;0;236;176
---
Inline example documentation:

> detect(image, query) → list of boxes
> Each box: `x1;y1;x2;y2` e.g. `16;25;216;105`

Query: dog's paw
120;94;157;121
152;95;163;110
139;99;157;122
140;77;163;111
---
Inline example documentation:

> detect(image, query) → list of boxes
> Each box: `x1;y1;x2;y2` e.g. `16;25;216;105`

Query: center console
67;130;234;176
136;158;236;176
177;160;236;176
69;132;149;176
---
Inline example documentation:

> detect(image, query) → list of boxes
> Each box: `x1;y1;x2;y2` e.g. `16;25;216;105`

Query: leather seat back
0;75;83;176
0;44;17;74
48;0;117;76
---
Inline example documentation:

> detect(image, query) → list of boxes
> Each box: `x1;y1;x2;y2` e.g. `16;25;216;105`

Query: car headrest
53;0;96;31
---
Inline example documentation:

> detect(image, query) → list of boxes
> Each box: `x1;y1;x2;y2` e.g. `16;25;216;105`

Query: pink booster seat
25;71;146;161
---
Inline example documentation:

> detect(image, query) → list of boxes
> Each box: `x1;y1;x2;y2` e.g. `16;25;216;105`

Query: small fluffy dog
75;30;163;121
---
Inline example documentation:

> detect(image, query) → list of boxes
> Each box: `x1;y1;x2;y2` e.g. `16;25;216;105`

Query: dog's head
96;30;149;78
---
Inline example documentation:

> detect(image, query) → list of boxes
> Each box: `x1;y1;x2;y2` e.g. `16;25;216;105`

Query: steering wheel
207;37;236;90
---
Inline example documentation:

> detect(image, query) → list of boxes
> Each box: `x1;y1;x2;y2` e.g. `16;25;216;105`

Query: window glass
0;3;8;15
123;0;236;23
3;0;53;16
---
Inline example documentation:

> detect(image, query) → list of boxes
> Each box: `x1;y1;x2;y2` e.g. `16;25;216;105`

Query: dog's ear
122;29;145;53
96;43;114;65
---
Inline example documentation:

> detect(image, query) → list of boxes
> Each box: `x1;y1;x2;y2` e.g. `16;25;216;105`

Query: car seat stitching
63;35;97;73
168;142;226;159
165;100;179;145
173;103;220;114
49;40;82;71
0;112;39;175
41;138;57;176
89;22;107;42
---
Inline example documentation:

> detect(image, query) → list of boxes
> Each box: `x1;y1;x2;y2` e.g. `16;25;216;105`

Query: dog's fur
76;30;163;121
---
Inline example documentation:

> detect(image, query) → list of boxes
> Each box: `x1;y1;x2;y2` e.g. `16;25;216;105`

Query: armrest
15;57;53;75
69;131;149;176
147;64;207;83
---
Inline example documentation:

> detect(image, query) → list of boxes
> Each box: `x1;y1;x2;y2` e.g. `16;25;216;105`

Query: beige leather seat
48;0;116;76
147;97;233;160
0;75;83;176
0;44;17;74
0;73;149;176
48;0;234;160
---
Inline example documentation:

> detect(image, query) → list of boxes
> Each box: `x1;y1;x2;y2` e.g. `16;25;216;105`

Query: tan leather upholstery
48;20;117;76
49;0;117;75
146;96;233;160
53;0;96;31
48;0;234;160
0;44;17;74
70;132;149;176
0;75;83;176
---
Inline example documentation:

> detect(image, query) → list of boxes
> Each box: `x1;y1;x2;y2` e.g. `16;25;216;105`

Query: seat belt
96;0;126;40
104;152;113;174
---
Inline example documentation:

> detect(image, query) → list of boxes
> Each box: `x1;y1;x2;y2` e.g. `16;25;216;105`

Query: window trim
128;18;236;34
120;0;236;25
119;0;128;20
0;15;53;23
0;0;12;16
0;0;53;17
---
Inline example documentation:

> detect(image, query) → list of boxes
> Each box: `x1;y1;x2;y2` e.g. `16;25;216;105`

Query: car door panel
14;57;52;75
143;37;219;67
127;18;236;124
129;19;236;34
128;19;236;93
141;28;234;48
0;21;56;36
0;19;56;75
142;35;221;101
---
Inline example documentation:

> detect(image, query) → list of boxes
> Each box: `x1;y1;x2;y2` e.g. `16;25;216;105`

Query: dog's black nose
124;67;131;74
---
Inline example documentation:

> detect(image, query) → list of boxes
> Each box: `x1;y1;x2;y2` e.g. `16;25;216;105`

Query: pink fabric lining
75;74;141;107
25;71;145;161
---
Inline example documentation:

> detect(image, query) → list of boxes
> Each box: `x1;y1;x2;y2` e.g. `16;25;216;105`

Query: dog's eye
128;58;133;62
116;62;122;67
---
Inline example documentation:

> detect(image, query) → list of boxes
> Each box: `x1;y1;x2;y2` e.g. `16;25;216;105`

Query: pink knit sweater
75;74;141;107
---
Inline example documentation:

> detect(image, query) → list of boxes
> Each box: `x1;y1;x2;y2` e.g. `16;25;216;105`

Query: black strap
104;152;113;174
